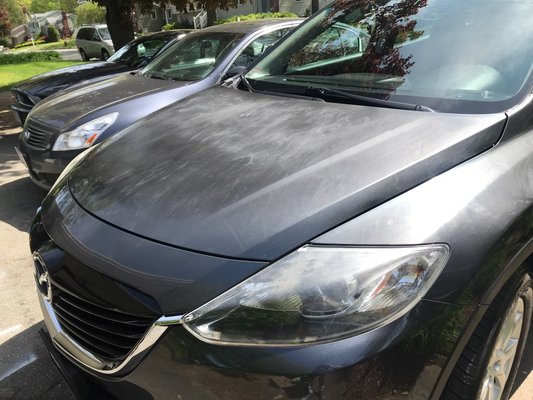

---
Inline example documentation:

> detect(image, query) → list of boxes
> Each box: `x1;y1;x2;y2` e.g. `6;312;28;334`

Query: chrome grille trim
38;290;183;375
24;120;54;150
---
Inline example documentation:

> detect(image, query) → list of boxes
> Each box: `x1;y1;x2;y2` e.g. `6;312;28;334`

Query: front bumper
17;134;80;190
11;103;30;126
31;186;479;400
11;89;38;126
41;301;473;400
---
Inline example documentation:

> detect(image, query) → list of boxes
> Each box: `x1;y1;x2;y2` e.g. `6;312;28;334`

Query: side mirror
223;65;247;81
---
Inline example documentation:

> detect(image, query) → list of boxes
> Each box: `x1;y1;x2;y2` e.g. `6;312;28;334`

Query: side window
89;29;99;41
141;40;166;57
120;39;166;67
230;28;291;69
77;28;87;40
288;23;368;69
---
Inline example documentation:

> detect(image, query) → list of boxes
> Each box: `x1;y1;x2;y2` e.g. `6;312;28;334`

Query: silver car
75;24;114;60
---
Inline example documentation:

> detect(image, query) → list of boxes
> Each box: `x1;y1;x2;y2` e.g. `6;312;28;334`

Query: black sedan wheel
443;268;532;400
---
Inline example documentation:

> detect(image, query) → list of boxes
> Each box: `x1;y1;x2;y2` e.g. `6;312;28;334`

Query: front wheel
101;49;109;61
443;268;532;400
79;48;88;61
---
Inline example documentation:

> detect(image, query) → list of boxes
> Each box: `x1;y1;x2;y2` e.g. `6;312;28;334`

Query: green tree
1;0;25;27
30;0;77;13
30;0;57;13
76;1;106;25
0;6;12;37
59;0;77;13
95;0;242;50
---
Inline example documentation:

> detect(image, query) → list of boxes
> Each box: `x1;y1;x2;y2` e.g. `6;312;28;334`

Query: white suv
76;24;114;61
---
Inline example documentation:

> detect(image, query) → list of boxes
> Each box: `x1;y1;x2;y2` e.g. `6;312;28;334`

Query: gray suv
75;24;114;60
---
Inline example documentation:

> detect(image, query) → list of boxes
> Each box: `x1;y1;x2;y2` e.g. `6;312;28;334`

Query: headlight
183;244;449;346
52;113;118;151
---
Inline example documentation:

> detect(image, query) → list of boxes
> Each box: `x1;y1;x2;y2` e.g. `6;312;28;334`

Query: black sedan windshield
246;0;533;113
108;34;184;68
141;31;244;81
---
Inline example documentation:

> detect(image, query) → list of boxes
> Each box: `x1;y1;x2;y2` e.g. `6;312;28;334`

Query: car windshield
245;0;533;114
98;27;111;41
108;35;178;67
141;31;244;81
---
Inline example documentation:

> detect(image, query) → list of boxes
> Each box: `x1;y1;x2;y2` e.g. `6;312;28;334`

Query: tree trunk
206;6;216;26
101;0;134;50
311;0;319;13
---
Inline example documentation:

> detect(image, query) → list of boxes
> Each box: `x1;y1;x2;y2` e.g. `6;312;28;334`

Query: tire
101;49;109;61
79;48;88;61
442;268;532;400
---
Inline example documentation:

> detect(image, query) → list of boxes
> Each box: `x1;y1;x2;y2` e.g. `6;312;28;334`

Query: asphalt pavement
0;90;531;400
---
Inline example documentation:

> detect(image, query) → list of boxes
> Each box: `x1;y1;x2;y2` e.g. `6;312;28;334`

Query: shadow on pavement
0;109;20;133
0;134;46;232
0;323;75;400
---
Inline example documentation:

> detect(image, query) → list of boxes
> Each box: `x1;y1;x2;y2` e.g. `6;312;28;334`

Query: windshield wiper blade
312;87;435;112
145;72;170;80
239;75;325;102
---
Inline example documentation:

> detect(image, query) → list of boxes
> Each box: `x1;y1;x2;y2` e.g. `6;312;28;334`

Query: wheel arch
430;230;533;400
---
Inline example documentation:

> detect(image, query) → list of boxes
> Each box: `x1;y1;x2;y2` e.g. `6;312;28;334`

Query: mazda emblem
33;252;52;302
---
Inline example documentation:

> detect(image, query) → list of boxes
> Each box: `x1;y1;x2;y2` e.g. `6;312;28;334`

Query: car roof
135;29;193;41
200;18;303;34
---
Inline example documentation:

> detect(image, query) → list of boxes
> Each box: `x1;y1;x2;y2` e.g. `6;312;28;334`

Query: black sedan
31;1;532;400
17;19;301;189
10;29;191;125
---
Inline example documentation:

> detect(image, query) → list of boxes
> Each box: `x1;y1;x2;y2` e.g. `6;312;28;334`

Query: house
9;10;75;45
135;1;276;33
279;0;334;16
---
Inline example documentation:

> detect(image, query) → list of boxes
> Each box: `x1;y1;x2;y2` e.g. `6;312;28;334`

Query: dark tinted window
109;37;174;67
77;28;92;40
142;31;243;81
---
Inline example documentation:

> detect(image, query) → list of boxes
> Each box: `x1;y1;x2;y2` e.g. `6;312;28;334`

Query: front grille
24;120;54;150
51;287;156;363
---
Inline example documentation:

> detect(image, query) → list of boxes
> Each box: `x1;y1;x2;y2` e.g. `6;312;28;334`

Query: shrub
162;20;193;30
0;51;60;64
216;12;298;25
0;36;11;48
47;25;60;42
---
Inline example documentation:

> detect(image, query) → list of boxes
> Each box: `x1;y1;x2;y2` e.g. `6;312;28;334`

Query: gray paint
68;86;506;260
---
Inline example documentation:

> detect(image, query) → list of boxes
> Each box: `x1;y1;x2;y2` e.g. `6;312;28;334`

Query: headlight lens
183;244;449;346
52;113;118;151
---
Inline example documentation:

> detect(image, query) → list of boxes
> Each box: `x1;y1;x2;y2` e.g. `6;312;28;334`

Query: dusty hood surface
29;73;188;129
13;62;131;97
68;87;506;260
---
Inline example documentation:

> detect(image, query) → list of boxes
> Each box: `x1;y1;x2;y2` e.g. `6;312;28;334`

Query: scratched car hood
68;87;506;261
29;73;189;129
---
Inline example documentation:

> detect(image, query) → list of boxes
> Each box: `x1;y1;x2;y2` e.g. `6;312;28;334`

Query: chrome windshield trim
38;290;183;375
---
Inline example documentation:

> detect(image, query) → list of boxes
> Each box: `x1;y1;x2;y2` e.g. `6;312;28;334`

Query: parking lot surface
0;90;531;400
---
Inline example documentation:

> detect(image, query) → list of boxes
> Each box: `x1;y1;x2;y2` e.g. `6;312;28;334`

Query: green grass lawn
0;60;86;91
